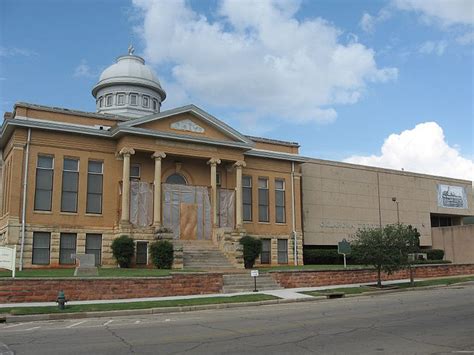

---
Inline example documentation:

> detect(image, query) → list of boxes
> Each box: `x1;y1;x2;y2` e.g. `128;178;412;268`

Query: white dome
92;55;166;99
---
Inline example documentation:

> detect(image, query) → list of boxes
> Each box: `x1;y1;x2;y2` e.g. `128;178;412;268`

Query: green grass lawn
0;268;201;278
0;294;279;316
301;275;474;297
258;264;371;272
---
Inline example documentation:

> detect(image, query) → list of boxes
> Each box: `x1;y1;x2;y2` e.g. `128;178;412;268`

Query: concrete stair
222;273;283;293
182;241;235;269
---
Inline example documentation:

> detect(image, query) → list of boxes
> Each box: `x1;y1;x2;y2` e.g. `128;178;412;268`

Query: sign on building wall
437;184;468;209
0;246;16;278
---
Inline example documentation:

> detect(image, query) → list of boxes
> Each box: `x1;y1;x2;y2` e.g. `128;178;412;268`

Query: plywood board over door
180;203;198;240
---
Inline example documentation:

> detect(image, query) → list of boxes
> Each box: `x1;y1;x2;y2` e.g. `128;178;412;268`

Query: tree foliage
111;235;135;268
150;240;174;269
240;236;262;269
352;224;420;287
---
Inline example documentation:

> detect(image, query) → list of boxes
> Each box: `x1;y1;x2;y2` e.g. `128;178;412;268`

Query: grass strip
301;275;474;297
0;294;279;316
258;264;371;272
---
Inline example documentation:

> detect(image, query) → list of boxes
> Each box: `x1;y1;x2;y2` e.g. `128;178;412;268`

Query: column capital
151;151;166;160
233;160;246;168
119;147;135;157
207;157;221;166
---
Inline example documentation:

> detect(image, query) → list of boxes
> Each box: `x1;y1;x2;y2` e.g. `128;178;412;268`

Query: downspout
19;128;31;271
291;161;297;265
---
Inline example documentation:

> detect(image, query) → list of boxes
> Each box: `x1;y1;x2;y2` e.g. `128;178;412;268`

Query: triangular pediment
118;105;253;146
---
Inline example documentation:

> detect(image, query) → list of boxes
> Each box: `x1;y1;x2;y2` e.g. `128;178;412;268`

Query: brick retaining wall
0;273;223;303
271;264;474;288
0;264;473;303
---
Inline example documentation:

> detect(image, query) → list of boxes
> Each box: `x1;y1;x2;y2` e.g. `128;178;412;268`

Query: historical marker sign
338;239;351;269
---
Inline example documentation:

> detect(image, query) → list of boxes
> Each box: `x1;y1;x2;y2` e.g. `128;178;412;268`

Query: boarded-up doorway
162;184;211;240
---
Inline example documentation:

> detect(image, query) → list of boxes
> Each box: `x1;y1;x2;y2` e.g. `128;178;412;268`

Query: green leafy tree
352;224;420;287
150;240;174;269
240;236;262;269
111;235;135;268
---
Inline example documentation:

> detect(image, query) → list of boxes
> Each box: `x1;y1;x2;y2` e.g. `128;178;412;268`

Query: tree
352;224;420;287
111;235;135;268
150;240;174;269
240;236;262;269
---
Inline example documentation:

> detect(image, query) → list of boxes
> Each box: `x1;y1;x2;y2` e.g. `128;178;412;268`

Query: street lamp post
392;197;400;224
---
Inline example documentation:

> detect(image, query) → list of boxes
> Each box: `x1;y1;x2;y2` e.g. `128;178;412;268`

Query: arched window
166;173;187;185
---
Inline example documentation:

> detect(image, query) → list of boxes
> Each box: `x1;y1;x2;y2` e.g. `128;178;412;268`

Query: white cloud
132;0;397;125
359;9;391;33
393;0;474;27
456;31;474;45
0;46;37;57
73;60;95;78
344;122;474;181
418;40;448;55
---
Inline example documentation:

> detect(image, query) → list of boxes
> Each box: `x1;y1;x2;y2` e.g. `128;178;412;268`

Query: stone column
120;147;135;224
207;158;221;227
152;151;166;227
233;160;246;229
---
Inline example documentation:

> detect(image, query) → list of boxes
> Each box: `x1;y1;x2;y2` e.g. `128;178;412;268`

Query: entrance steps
182;241;235;269
222;273;283;293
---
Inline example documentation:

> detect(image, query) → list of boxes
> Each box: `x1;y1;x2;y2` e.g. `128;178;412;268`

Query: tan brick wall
432;225;474;264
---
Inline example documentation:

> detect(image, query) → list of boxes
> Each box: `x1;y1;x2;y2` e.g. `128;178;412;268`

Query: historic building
0;49;472;269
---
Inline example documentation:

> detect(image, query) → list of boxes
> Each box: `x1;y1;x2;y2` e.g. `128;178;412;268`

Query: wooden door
180;203;198;240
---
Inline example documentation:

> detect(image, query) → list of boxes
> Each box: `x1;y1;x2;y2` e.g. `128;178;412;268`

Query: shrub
425;249;444;260
412;259;451;265
150;240;174;269
240;236;262;269
303;248;358;265
111;235;135;268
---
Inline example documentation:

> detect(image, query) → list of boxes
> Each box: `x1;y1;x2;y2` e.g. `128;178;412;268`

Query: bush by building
150;240;174;269
111;235;135;268
425;249;445;261
303;248;357;265
240;236;262;269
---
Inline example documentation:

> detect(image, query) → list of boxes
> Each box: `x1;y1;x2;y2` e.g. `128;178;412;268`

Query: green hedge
240;236;262;269
412;259;451;265
150;240;174;269
303;248;358;265
425;249;444;260
111;235;135;268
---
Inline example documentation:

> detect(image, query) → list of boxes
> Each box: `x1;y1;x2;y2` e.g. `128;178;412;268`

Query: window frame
105;94;113;107
242;175;252;222
86;160;104;214
277;239;288;264
59;233;77;265
61;157;79;213
275;178;286;223
130;163;141;180
34;155;54;211
85;234;102;266
117;93;126;106
130;93;138;106
258;177;269;222
261;238;271;264
143;95;150;108
32;232;51;265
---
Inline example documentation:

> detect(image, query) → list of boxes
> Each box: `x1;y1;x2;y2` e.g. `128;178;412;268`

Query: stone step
182;242;235;269
222;273;281;293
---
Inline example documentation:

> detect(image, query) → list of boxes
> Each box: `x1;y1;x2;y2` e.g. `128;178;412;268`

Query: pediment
119;105;253;146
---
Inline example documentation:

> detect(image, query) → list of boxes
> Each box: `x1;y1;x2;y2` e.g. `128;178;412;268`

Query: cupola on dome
92;46;166;118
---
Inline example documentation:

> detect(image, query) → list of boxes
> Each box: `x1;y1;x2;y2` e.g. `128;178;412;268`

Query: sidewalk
0;278;414;309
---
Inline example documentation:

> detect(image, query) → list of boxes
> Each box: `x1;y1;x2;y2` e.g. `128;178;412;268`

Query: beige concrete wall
432;225;474;264
302;159;473;247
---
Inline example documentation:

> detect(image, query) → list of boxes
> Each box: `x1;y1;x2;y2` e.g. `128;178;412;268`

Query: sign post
251;270;259;292
337;239;351;269
0;246;16;278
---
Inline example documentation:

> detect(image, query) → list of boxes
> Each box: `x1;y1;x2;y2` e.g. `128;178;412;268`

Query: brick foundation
0;273;223;303
271;264;474;288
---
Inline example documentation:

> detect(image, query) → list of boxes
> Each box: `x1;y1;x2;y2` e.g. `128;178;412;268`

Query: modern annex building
0;50;473;269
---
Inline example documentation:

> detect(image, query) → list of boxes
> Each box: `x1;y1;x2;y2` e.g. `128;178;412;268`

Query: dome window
106;95;113;107
130;94;138;106
143;96;150;108
98;97;103;108
153;99;158;111
117;94;125;106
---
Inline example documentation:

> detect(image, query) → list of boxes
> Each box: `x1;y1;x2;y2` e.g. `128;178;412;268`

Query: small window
130;164;140;180
117;94;125;106
32;232;50;265
136;241;148;265
143;96;149;108
243;176;252;221
59;233;77;265
258;177;269;222
216;172;221;186
86;234;102;266
275;179;285;223
277;239;288;264
34;155;54;211
166;173;187;185
261;239;271;264
98;97;103;108
106;95;113;107
130;94;138;106
153;99;158;111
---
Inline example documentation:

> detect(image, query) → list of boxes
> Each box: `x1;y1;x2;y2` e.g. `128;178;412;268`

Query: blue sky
1;0;473;180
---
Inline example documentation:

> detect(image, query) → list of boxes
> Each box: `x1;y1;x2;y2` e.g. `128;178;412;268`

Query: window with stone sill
130;93;138;106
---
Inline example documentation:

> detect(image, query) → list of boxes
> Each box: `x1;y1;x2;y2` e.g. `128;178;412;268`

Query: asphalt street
1;283;473;355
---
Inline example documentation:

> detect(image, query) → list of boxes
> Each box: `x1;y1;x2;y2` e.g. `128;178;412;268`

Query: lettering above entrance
170;119;205;134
